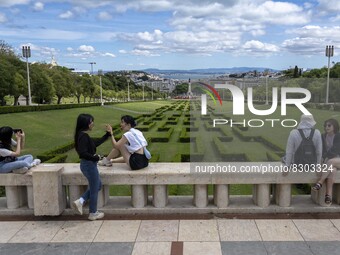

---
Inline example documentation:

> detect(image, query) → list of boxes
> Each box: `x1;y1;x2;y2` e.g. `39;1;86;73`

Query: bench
1;162;339;216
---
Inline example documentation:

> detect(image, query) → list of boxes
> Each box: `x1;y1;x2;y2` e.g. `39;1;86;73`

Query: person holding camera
0;126;41;174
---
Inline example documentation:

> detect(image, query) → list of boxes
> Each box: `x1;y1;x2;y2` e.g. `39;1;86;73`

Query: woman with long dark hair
72;113;111;220
312;118;340;205
0;126;40;174
98;115;150;170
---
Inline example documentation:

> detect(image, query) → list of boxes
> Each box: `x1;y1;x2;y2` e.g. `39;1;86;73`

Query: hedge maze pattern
38;100;286;163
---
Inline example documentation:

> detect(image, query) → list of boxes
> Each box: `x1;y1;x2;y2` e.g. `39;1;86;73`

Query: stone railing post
32;165;66;216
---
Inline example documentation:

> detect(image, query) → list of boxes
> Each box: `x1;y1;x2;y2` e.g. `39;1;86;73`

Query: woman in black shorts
99;115;150;170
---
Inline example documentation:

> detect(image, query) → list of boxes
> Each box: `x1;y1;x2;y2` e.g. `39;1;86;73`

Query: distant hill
143;67;281;75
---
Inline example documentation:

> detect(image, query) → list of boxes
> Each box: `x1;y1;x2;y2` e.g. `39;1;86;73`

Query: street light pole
127;77;130;102
89;62;96;75
98;69;103;106
265;75;269;105
151;82;154;100
325;45;334;104
22;46;32;105
143;83;145;101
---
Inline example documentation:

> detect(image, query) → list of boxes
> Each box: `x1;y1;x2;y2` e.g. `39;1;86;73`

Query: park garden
1;99;340;196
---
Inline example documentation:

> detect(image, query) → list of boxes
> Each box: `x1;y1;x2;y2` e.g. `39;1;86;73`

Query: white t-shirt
0;139;17;157
123;128;148;154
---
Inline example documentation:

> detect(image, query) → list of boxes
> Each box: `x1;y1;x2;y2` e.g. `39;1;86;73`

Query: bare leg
106;148;121;160
326;168;337;196
109;146;132;167
317;158;338;186
112;156;125;163
325;158;340;196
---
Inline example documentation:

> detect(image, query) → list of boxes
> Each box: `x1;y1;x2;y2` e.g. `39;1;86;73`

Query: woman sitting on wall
99;115;150;170
0;126;40;174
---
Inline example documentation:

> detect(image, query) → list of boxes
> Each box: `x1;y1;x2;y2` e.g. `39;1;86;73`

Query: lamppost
98;69;103;106
151;82;154;100
22;46;32;105
89;62;96;75
142;83;145;101
265;75;269;105
127;76;130;102
325;45;334;104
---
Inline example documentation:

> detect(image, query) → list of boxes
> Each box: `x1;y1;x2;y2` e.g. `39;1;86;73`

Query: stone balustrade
0;162;340;216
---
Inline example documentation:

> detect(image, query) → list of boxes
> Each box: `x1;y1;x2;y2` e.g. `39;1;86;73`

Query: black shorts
129;153;149;170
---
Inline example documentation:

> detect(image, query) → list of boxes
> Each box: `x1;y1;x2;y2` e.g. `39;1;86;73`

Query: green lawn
1;99;337;196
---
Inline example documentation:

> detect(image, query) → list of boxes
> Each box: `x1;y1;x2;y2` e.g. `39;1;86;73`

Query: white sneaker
31;159;41;167
98;157;112;167
88;211;104;221
71;199;83;215
12;167;29;174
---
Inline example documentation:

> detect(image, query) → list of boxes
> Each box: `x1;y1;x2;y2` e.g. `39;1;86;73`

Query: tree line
0;40;163;106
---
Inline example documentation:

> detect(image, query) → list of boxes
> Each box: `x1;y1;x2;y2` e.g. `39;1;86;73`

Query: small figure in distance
312;119;340;206
72;113;112;220
0;126;41;174
99;115;150;170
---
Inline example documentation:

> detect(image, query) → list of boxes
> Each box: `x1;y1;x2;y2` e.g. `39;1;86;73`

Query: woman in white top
99;115;149;170
0;126;40;174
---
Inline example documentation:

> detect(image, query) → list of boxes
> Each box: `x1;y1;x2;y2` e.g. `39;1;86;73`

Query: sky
0;0;339;72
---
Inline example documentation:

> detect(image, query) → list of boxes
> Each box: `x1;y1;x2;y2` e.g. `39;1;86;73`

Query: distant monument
187;78;193;98
50;55;58;67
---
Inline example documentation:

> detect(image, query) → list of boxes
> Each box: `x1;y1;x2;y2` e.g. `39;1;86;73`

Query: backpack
294;129;317;167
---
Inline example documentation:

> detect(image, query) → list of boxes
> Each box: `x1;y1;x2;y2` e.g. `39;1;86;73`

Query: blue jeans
80;159;102;213
0;155;33;173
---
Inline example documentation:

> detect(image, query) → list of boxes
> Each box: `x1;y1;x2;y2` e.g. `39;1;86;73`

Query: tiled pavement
1;219;340;255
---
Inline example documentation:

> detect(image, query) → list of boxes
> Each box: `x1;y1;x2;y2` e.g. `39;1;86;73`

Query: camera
13;128;22;133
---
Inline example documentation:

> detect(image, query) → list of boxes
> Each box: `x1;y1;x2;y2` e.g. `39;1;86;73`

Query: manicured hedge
0;103;101;114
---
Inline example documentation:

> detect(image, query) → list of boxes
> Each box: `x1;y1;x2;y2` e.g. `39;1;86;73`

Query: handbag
130;130;152;160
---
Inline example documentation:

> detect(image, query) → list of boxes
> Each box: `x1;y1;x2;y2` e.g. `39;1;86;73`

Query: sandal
325;195;332;205
312;183;322;191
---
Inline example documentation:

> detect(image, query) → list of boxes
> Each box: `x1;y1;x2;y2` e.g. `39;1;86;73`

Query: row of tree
0;40;164;106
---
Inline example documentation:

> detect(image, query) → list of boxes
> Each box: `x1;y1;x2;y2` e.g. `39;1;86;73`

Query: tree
12;72;26;105
50;67;71;104
173;83;188;95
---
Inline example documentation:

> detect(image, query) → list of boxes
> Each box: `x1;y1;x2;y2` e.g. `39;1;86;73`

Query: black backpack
294;129;317;166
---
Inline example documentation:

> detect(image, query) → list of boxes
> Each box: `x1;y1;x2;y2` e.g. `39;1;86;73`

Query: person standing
312;119;340;205
72;114;111;220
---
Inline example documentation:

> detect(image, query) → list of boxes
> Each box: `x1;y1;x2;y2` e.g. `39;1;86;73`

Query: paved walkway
1;218;340;255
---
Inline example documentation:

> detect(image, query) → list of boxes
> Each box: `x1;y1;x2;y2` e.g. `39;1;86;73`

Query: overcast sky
0;0;339;72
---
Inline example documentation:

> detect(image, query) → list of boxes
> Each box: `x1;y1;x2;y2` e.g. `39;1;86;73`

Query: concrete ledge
1;162;340;216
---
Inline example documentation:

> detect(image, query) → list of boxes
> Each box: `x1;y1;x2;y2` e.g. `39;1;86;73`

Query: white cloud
0;0;29;7
103;52;116;57
33;2;44;11
78;45;95;52
131;49;160;56
0;28;86;40
0;13;7;23
98;11;112;21
317;0;340;13
243;40;280;53
59;10;74;19
287;26;340;40
119;49;127;54
67;47;73;51
282;25;340;55
282;37;327;55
